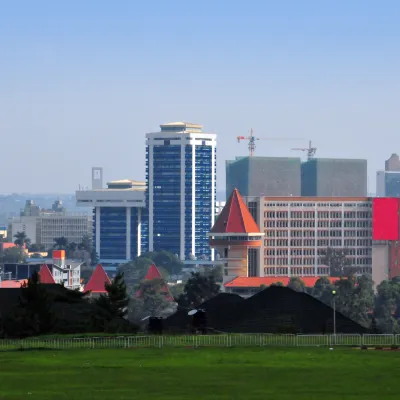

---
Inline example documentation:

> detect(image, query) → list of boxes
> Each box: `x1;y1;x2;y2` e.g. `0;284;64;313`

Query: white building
146;122;217;261
76;173;146;264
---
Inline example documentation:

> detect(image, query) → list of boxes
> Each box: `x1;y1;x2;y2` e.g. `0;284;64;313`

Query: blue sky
0;0;399;193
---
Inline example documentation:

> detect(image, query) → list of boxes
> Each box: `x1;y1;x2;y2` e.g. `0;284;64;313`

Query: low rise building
7;200;91;249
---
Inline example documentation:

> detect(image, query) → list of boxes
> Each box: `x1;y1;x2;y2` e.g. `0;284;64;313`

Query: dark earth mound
164;286;367;334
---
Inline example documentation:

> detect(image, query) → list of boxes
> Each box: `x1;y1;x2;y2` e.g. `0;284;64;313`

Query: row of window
264;211;371;219
264;239;372;247
265;257;371;266
265;202;371;208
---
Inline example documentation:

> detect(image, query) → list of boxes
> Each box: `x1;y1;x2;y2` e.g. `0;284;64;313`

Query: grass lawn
0;347;399;399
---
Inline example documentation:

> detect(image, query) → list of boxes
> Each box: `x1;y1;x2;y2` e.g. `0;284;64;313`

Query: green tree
270;281;284;287
7;271;56;337
321;247;353;277
169;282;185;299
178;272;220;309
259;284;267;292
96;272;129;319
13;231;31;247
78;234;92;251
140;251;183;276
135;278;174;318
28;243;45;252
287;277;306;292
118;257;154;292
68;242;78;255
312;276;334;305
53;237;69;250
374;280;400;333
0;246;26;263
351;274;374;327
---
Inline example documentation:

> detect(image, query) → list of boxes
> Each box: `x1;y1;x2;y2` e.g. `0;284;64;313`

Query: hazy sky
1;0;399;194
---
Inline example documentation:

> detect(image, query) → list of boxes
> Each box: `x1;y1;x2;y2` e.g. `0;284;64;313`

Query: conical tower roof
84;264;111;293
210;188;261;234
39;264;56;284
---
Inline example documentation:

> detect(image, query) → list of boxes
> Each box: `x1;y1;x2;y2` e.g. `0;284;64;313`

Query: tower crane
291;140;317;161
237;128;303;157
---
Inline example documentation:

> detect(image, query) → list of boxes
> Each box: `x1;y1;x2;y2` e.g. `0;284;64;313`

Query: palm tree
14;231;31;247
53;237;69;250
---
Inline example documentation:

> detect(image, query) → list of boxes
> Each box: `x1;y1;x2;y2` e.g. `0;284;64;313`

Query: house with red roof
136;264;174;302
84;264;111;296
208;188;264;285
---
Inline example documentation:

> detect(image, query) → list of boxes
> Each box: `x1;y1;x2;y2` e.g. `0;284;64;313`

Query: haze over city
1;0;399;194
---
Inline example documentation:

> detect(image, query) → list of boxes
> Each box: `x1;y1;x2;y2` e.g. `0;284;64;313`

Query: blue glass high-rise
146;122;217;261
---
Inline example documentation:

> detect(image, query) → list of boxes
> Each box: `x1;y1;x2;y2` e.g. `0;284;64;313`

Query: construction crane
291;140;317;161
237;129;302;157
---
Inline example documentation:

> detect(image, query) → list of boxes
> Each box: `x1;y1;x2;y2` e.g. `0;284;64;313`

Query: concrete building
385;153;400;172
243;196;373;278
146;122;217;261
226;156;301;197
37;212;91;250
301;158;367;197
8;212;91;250
76;174;146;264
376;154;400;197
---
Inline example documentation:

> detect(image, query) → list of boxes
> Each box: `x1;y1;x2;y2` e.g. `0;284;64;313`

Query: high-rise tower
146;122;217;260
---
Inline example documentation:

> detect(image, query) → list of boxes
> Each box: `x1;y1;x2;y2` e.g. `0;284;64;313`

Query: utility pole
332;289;337;344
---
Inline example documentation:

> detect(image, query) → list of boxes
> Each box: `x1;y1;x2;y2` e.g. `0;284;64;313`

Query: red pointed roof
144;264;163;280
136;264;174;301
84;264;111;293
211;188;261;234
39;265;56;284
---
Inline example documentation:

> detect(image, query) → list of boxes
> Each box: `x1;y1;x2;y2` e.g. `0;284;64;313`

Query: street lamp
332;290;337;343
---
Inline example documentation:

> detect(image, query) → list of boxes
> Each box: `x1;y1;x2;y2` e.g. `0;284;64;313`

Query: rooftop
224;276;340;288
107;179;145;186
160;121;202;129
210;188;261;234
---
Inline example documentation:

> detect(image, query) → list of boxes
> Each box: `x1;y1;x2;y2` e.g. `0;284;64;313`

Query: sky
0;0;399;194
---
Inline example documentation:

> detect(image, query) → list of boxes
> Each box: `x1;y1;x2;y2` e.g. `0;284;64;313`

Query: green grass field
0;347;399;399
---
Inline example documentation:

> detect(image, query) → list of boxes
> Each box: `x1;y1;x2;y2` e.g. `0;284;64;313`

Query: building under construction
226;156;302;197
301;158;367;197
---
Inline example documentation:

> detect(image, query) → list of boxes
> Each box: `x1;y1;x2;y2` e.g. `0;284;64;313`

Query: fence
1;334;400;351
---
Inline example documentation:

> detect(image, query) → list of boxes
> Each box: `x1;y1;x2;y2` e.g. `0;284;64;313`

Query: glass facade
385;173;400;197
195;145;214;259
151;144;182;256
93;206;144;262
146;127;216;260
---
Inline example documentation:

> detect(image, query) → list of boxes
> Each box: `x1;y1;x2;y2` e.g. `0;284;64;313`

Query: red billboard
372;198;400;241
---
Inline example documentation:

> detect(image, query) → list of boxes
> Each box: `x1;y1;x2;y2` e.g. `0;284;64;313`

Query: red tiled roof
224;276;340;288
210;188;260;234
39;265;56;284
136;264;174;301
0;279;27;289
84;264;111;293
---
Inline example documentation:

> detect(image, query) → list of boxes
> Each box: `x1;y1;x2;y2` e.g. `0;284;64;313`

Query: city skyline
1;0;400;193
